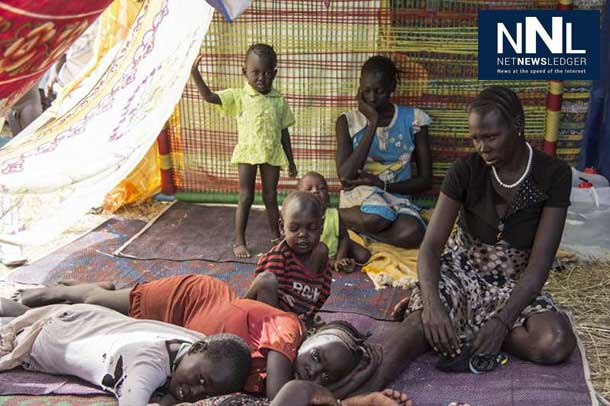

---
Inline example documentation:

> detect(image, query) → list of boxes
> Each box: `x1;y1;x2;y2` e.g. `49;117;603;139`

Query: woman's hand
280;292;296;308
342;170;383;190
357;91;378;125
472;317;509;355
421;299;460;356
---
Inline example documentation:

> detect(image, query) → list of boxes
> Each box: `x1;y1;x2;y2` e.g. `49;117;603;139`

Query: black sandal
469;353;509;374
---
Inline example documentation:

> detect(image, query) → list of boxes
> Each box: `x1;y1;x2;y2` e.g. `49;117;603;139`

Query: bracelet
491;314;511;332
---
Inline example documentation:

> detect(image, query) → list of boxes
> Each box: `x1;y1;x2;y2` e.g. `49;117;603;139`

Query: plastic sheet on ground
562;175;610;260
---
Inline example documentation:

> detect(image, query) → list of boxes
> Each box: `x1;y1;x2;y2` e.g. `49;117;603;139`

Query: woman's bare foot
0;297;31;317
56;279;116;290
343;390;412;406
233;243;251;259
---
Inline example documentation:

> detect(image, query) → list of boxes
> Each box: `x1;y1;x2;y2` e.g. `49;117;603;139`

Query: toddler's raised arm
191;55;221;105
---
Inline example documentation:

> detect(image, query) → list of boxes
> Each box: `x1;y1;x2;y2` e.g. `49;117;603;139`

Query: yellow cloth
103;142;160;212
79;0;159;213
52;0;154;213
217;83;295;167
52;0;155;213
56;0;142;103
349;230;418;290
321;208;340;258
102;0;158;212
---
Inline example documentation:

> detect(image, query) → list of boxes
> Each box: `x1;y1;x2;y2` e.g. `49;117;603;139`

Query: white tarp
0;0;213;246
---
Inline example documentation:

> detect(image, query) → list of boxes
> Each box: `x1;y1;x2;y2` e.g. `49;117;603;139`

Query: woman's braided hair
310;320;372;357
468;85;525;136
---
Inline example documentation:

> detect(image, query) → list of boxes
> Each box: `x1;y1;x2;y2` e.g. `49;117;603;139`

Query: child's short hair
297;171;327;189
282;190;322;219
246;43;277;68
362;55;400;90
189;333;251;393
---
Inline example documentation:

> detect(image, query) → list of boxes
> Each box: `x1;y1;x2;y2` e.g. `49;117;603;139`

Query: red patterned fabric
0;0;112;115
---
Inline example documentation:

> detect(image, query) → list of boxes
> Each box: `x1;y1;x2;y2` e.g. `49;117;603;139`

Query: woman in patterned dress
384;86;577;382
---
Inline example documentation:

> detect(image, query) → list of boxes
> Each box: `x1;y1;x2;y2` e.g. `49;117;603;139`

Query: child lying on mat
299;172;371;273
0;301;251;406
6;281;416;401
244;191;331;327
10;275;303;399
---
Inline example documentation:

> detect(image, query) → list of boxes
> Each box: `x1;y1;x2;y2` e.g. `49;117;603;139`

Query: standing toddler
191;43;298;258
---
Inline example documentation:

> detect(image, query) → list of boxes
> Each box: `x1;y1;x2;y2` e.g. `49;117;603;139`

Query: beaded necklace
492;142;532;189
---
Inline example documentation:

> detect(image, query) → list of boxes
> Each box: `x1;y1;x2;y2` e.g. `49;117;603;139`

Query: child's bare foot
12;282;112;307
342;390;412;406
12;287;60;307
11;289;29;304
233;243;251;259
56;279;116;290
382;389;413;406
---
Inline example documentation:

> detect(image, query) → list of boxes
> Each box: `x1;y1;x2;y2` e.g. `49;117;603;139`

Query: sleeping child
0;301;251;406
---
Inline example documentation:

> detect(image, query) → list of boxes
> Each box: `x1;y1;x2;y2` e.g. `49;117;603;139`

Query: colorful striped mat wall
167;0;603;206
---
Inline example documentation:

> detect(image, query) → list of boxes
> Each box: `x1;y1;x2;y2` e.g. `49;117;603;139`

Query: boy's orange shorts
128;274;236;332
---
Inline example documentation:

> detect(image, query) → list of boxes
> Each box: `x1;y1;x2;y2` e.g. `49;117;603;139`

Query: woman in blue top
336;56;433;248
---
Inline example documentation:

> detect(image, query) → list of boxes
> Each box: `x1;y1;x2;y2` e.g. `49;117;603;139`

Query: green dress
217;83;295;167
320;207;340;258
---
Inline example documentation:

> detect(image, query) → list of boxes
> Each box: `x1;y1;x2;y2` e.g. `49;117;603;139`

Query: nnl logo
478;10;599;80
497;17;585;54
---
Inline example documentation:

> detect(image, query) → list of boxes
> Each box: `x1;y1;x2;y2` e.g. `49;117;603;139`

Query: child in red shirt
245;191;331;326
